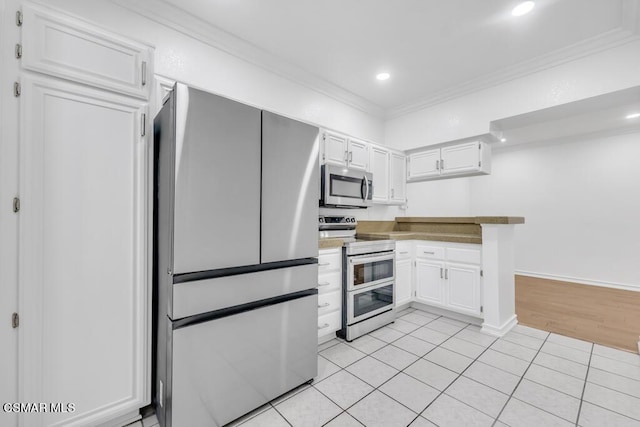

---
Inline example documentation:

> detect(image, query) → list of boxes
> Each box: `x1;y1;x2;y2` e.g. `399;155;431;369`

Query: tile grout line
490;332;551;427
407;323;499;425
574;343;594;427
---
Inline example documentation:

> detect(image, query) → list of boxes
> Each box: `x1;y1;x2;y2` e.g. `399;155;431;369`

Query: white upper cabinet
323;131;349;166
407;149;440;180
389;151;407;203
347;138;369;170
321;131;369;170
407;140;491;181
369;145;390;203
21;4;153;99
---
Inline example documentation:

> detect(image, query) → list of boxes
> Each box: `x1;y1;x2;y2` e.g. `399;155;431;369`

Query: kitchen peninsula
357;216;525;337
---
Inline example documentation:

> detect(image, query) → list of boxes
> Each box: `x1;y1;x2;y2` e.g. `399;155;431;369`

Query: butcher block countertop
355;216;525;245
318;238;345;250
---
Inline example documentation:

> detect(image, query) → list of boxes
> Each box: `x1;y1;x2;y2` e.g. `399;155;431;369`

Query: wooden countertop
355;232;482;244
397;216;525;225
318;238;344;249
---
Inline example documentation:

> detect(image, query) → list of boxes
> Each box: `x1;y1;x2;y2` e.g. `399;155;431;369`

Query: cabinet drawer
318;249;342;273
318;291;341;316
318;311;341;337
318;271;341;293
447;247;481;264
416;245;445;260
395;241;412;259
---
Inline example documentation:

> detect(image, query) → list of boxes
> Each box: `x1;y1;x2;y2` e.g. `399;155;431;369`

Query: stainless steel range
319;216;396;341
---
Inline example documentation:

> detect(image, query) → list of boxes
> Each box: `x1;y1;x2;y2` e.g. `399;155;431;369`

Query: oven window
353;284;394;318
353;259;394;286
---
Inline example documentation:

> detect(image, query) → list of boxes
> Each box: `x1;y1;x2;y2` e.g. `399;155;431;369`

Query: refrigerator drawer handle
318;282;331;287
318;303;330;308
318;323;331;330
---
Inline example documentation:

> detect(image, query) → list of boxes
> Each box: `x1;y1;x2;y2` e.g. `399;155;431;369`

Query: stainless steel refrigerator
153;83;319;427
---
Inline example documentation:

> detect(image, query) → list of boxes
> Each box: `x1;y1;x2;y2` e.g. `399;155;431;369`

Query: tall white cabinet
15;4;153;426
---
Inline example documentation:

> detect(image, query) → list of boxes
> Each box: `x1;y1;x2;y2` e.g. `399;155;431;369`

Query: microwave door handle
363;175;370;201
361;177;366;199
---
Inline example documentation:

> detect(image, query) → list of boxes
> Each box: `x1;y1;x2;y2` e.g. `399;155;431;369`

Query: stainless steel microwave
320;164;373;208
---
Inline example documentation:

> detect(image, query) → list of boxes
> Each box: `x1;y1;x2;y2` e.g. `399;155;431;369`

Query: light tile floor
145;307;640;427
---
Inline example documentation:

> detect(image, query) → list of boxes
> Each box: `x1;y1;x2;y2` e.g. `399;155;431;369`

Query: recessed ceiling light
512;1;535;16
500;138;507;143
376;72;390;81
626;112;640;119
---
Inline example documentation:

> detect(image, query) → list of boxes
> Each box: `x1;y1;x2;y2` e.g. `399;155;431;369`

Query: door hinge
140;113;146;136
141;61;147;86
13;197;20;213
12;312;19;328
480;269;483;277
479;143;481;150
13;82;21;97
480;306;483;313
15;44;22;59
16;10;23;26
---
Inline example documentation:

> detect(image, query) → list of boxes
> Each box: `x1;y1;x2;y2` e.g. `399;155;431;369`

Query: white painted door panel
440;142;480;175
395;258;413;306
18;75;149;427
323;131;348;166
21;4;152;99
446;263;481;316
389;152;406;203
415;259;445;306
408;149;440;179
347;139;369;170
369;146;389;203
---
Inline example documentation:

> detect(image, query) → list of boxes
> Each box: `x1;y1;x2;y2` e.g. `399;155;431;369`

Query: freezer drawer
167;293;318;427
171;263;318;319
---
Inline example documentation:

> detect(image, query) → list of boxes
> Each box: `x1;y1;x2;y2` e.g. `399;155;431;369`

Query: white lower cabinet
394;241;413;307
318;248;342;341
413;241;482;317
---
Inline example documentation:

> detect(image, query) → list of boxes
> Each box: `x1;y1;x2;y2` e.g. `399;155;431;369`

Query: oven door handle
349;253;395;265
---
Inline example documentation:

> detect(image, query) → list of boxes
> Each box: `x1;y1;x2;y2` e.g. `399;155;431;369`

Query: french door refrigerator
153;84;319;427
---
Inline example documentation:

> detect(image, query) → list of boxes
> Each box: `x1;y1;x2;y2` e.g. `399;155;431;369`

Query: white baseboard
481;315;518;337
410;302;483;326
515;271;640;293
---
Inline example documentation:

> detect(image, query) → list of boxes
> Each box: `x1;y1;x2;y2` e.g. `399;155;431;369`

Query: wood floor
515;275;640;353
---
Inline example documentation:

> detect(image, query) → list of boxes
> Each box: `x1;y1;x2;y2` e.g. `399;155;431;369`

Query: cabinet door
415;259;445;306
389;152;407;203
408;149;440;179
369;145;390;203
22;4;152;99
19;76;149;426
323;131;348;166
446;262;481;316
347;139;369;171
440;142;481;175
395;258;413;307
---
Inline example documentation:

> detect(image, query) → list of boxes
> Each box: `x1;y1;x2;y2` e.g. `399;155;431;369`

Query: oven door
321;165;373;208
347;252;395;291
347;281;394;325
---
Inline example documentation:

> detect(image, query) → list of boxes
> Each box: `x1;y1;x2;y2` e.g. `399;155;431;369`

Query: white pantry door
18;75;149;427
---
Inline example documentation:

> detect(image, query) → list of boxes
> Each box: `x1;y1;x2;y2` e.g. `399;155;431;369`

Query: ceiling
154;0;637;116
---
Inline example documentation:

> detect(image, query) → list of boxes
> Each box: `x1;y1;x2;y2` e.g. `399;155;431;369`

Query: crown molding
109;0;384;118
386;0;640;119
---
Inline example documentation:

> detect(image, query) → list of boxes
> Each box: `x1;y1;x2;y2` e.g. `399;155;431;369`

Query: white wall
384;39;640;290
470;131;640;290
38;0;383;142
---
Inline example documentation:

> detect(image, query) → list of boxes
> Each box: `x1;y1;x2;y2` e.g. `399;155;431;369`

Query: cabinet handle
318;323;330;330
391;188;395;198
349;152;353;163
436;160;440;170
319;262;330;266
318;282;331;287
423;251;435;255
445;269;448;280
345;151;349;162
440;267;443;279
318;303;330;308
441;159;445;169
